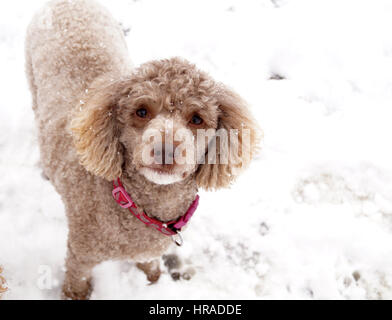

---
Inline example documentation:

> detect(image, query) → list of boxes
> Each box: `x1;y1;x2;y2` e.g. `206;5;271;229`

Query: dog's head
71;58;260;190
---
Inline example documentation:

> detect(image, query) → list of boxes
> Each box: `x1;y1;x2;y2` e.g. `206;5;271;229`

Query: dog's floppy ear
71;77;127;181
196;84;261;190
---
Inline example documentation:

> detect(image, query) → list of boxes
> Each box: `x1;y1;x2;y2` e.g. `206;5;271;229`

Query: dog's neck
120;169;198;222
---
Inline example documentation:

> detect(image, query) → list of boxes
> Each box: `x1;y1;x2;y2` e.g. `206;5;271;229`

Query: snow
1;0;392;299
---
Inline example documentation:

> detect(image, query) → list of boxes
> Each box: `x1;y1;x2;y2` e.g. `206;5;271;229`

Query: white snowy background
1;0;392;300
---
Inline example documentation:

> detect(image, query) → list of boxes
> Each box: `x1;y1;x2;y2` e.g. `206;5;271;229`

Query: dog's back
25;0;132;188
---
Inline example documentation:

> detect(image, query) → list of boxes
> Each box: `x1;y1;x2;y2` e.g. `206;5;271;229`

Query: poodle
25;0;260;300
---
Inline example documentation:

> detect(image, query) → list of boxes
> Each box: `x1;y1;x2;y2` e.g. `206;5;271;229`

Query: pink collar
112;178;199;246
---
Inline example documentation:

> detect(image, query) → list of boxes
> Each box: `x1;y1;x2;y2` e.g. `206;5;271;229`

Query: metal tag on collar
171;231;183;247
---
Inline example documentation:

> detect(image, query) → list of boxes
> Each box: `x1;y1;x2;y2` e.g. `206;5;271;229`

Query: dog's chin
139;167;185;185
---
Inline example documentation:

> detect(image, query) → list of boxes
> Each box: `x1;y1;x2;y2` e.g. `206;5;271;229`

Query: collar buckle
112;185;134;209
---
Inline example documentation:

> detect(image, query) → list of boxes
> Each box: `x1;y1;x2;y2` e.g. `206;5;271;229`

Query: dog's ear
196;84;261;190
71;78;127;181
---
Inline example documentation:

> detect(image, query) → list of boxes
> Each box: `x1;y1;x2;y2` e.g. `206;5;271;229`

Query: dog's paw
62;286;92;300
61;279;92;300
136;260;161;284
162;254;196;281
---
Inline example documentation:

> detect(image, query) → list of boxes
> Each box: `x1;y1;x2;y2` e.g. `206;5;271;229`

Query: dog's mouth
139;166;185;185
145;164;176;174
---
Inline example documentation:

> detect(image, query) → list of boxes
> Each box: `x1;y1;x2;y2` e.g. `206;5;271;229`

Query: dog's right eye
136;108;148;119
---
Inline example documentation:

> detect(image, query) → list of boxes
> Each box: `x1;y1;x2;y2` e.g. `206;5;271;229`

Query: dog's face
115;63;220;185
71;58;260;190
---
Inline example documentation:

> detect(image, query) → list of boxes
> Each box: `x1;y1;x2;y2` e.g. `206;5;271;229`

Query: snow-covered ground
1;0;392;300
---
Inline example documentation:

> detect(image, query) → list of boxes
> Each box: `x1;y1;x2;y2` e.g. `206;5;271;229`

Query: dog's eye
190;114;203;126
136;108;148;119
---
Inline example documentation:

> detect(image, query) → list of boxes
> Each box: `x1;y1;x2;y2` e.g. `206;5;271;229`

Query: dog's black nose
153;143;177;165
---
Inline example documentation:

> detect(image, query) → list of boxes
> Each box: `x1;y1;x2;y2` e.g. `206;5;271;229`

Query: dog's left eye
190;114;203;126
136;108;148;118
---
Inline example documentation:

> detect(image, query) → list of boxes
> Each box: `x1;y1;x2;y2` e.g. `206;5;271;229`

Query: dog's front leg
62;247;96;300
